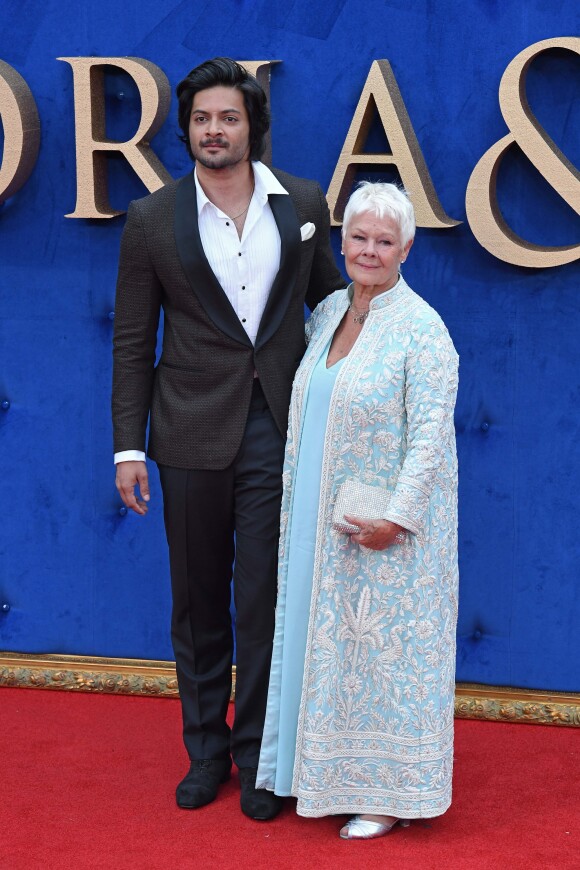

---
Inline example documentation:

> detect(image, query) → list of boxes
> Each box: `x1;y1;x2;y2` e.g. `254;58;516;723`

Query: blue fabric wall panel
456;634;512;688
90;483;173;661
508;308;580;690
452;312;518;685
1;318;101;651
1;0;579;693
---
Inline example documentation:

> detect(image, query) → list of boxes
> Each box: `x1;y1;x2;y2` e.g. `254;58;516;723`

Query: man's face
188;86;251;170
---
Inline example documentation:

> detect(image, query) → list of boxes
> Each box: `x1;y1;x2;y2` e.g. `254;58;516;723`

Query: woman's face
343;211;413;294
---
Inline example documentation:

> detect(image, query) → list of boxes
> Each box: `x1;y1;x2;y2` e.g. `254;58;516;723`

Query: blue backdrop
1;0;579;691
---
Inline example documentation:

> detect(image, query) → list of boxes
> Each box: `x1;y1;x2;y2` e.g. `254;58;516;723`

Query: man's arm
304;184;345;312
112;200;162;514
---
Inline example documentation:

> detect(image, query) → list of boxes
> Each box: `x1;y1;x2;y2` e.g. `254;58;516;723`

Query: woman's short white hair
342;181;416;247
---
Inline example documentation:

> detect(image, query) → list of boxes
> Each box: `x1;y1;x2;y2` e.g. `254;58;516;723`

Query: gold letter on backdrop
326;60;460;228
466;37;580;268
57;57;172;218
239;60;280;166
0;60;40;203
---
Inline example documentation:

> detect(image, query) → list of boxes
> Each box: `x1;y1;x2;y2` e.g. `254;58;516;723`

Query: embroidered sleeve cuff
383;511;420;537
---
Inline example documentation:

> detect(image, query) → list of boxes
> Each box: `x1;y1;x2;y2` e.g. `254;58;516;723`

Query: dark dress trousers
112;167;344;767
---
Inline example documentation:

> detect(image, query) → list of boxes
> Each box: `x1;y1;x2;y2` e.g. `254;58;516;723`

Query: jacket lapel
255;193;301;351
174;172;252;348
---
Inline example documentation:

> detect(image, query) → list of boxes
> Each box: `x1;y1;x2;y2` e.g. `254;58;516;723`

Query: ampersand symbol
466;37;580;268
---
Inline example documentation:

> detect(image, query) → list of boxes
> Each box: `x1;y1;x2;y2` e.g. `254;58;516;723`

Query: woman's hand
344;516;406;551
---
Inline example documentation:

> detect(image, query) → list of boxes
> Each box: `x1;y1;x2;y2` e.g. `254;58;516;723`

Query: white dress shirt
115;161;289;464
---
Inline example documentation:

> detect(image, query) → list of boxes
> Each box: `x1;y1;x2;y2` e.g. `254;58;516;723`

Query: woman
256;182;459;839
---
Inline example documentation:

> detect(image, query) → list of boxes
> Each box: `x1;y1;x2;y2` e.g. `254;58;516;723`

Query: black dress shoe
238;767;283;820
176;759;232;809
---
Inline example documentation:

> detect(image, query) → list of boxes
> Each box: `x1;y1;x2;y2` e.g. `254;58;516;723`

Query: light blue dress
257;279;459;819
267;345;343;795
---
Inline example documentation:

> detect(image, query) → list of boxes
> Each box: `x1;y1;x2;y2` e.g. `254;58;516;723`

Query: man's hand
115;461;150;516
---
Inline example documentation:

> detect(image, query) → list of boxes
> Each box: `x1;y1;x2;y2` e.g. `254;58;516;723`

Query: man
112;58;344;820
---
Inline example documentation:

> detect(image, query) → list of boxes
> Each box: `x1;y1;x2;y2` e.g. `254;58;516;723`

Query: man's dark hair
177;57;270;162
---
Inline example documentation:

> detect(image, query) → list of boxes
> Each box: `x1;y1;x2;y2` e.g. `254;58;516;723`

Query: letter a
326;60;460;228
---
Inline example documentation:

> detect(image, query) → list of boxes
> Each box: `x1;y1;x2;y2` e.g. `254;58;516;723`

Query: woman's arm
384;318;459;536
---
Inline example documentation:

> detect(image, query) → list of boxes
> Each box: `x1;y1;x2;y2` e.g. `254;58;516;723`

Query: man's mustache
200;138;228;147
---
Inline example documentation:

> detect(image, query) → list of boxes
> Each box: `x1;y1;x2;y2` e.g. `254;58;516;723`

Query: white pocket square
300;222;316;241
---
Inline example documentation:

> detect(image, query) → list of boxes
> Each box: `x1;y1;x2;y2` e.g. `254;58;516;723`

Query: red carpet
1;688;578;869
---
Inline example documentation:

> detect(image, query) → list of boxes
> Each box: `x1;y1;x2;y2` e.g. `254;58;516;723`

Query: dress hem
295;799;451;819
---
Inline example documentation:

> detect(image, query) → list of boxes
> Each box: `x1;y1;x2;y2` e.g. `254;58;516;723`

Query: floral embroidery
262;278;459;818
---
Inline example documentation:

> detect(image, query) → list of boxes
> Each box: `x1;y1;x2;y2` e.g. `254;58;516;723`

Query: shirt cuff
114;450;146;464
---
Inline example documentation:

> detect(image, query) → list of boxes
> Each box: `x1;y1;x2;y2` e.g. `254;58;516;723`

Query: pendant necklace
349;302;370;324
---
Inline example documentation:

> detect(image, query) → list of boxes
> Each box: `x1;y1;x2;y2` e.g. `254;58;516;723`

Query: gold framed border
1;653;578;726
454;683;580;727
0;652;235;699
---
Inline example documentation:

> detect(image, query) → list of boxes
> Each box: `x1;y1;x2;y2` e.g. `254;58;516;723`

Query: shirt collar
194;160;288;215
251;161;289;198
193;168;213;214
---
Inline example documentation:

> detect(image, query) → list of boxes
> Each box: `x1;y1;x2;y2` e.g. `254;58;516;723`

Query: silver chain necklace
229;185;255;221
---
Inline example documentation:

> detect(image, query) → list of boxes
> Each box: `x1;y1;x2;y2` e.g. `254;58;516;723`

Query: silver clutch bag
331;479;392;534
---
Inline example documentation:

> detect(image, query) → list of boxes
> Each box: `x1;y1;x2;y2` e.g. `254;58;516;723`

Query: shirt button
238;252;242;256
242;318;246;323
241;285;246;290
226;222;230;226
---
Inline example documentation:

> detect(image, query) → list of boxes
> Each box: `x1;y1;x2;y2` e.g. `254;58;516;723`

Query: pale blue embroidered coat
258;279;459;818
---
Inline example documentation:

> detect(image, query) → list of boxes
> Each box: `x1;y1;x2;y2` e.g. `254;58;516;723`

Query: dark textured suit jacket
112;167;345;470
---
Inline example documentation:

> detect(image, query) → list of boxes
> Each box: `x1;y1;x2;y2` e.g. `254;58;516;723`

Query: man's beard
192;139;249;170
